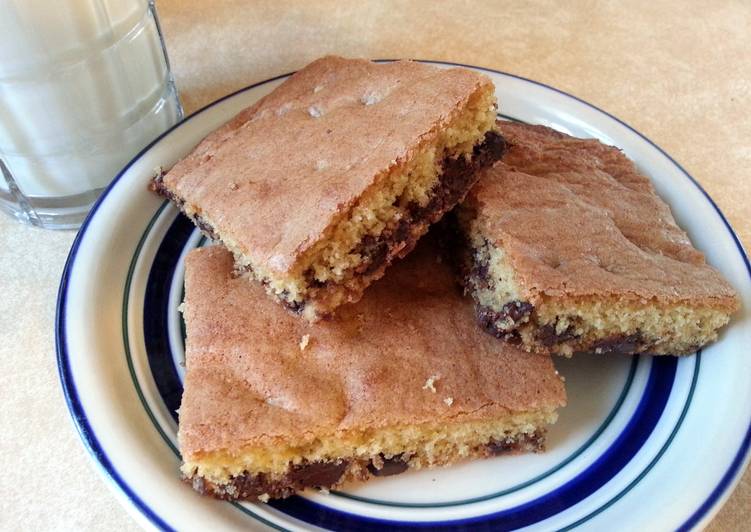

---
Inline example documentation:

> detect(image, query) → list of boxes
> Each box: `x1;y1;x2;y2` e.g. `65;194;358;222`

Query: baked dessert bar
457;121;739;357
178;240;565;501
153;56;504;321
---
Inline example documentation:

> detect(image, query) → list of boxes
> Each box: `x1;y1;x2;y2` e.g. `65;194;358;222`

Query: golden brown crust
467;122;739;310
178;239;566;459
161;56;495;275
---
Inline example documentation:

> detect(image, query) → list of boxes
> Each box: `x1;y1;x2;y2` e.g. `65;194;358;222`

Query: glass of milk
0;0;183;229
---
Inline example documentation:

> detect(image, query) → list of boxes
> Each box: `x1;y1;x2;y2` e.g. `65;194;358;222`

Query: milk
0;0;181;217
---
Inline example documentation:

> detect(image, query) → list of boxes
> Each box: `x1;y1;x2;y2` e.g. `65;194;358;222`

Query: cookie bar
457;121;739;356
153;56;504;321
178;240;565;501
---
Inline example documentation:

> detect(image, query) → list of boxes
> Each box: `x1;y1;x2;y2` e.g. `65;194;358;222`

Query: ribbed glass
0;0;183;229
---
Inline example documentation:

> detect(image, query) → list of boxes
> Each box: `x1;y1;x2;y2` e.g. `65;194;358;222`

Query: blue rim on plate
55;60;751;531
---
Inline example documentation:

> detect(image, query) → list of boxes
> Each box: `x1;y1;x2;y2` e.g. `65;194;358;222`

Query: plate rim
55;59;751;531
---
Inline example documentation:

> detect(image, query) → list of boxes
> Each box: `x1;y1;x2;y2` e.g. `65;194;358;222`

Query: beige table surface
1;1;749;529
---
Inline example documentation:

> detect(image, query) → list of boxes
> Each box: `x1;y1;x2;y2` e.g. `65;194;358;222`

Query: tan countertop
1;1;748;529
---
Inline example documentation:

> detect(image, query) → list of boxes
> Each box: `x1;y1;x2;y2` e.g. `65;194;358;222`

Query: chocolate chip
390;218;411;244
411;131;505;220
592;332;643;355
150;175;185;209
487;431;544;455
307;278;327;289
353;234;389;275
537;325;560;346
476;301;534;337
487;438;519;455
280;293;305;314
193;214;219;240
193;459;350;502
362;247;388;275
283;301;303;313
470;253;489;285
288;460;349;487
367;454;410;477
504;331;523;345
474;130;506;166
502;301;534;323
149;171;165;191
229;472;275;499
536;320;580;346
151;173;218;240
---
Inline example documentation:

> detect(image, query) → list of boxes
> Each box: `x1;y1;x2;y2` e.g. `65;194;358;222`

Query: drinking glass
0;0;183;229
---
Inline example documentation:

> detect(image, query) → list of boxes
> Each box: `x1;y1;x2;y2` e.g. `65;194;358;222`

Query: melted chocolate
591;333;643;355
476;301;534;337
188;427;545;503
367;454;410;477
300;130;505;289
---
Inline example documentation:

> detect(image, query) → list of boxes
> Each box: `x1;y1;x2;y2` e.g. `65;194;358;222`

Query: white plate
56;61;751;531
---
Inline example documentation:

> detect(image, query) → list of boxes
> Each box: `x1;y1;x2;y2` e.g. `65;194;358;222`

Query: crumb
177;302;185;313
315;160;328;171
423;375;438;393
313;85;324;93
257;493;270;503
229;182;239;191
444;397;453;406
360;89;382;105
308;105;323;118
152;165;163;178
299;334;311;351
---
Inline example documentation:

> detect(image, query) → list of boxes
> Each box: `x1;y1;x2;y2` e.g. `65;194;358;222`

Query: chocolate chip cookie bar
178;239;565;501
457;121;739;356
153;56;504;321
